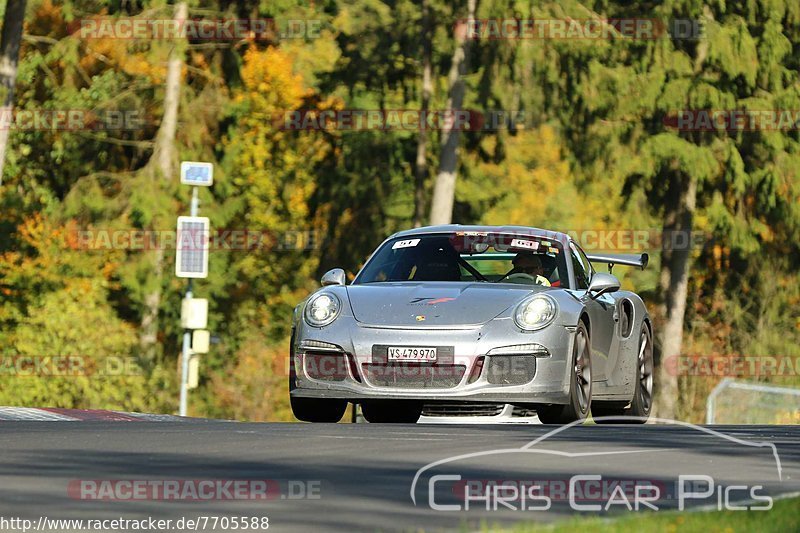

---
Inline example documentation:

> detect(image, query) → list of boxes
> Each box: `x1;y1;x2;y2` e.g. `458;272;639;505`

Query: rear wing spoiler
586;252;649;272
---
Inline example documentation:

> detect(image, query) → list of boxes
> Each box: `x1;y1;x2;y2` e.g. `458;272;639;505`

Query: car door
570;242;616;382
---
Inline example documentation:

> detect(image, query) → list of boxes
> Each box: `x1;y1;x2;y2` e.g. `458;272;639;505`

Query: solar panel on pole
175;216;210;278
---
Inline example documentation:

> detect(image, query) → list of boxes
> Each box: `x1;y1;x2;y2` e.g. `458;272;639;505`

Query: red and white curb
0;407;185;422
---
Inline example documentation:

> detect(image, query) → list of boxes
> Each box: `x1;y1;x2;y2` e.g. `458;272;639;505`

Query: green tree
512;1;800;417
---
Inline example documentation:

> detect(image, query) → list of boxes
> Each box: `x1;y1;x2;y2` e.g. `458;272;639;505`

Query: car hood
346;282;543;327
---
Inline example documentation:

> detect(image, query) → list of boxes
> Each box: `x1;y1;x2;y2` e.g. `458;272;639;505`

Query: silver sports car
289;225;653;424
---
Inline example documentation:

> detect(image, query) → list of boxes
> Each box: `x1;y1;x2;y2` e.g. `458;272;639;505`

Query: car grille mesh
361;363;466;388
304;352;348;382
422;402;504;417
486;355;536;385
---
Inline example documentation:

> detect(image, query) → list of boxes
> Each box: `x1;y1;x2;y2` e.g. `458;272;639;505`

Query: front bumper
291;315;575;405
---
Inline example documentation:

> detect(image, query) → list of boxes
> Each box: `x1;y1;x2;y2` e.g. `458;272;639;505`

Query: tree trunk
0;0;27;187
412;0;432;227
652;7;710;419
151;1;187;181
139;1;187;359
428;0;476;225
653;172;697;420
138;246;165;358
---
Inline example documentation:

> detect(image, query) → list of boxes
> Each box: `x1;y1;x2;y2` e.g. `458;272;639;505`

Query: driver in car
510;252;551;286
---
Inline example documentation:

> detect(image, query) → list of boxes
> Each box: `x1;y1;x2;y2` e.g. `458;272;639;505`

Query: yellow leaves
279;29;343;87
210;334;293;421
227;45;336;310
29;0;63;36
191;52;209;72
101;261;119;282
16;212;47;248
0;215;124;304
240;47;310;113
774;409;800;424
478;126;571;227
73;278;94;296
232;45;334;205
81;35;168;84
286;180;313;220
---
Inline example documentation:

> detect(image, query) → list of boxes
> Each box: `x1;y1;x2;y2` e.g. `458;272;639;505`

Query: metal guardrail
706;378;800;424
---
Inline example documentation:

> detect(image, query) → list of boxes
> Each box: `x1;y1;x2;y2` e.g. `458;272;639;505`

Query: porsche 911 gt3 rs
289;225;653;424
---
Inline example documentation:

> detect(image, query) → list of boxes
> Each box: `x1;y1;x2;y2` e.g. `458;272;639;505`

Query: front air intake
485;355;536;385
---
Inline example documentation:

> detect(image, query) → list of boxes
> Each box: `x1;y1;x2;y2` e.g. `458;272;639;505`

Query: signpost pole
176;162;213;417
179;306;192;416
179;186;199;417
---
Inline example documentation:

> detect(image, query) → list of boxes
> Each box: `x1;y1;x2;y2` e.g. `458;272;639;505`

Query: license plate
387;346;437;362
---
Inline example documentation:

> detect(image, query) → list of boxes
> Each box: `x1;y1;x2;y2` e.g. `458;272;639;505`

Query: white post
179;187;199;416
705;378;732;424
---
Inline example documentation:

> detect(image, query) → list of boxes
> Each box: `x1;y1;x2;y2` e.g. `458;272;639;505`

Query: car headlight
514;295;557;331
304;292;341;327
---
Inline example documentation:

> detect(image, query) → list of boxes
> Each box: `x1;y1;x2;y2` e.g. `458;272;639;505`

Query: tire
537;321;592;424
361;401;422;423
592;323;653;424
291;396;347;423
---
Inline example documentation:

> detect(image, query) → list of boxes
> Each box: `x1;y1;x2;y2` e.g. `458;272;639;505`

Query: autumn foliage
1;0;798;422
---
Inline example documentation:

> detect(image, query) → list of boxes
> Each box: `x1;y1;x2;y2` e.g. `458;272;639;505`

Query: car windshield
354;233;569;288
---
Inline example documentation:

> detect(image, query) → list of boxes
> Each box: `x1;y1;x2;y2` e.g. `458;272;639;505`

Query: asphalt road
0;420;799;532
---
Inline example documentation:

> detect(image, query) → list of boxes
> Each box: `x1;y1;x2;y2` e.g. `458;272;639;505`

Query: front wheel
361;401;422;423
592;323;653;424
291;396;347;423
537;322;592;424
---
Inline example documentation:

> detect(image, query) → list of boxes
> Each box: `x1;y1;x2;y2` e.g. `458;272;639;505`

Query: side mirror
587;273;620;299
321;268;346;287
